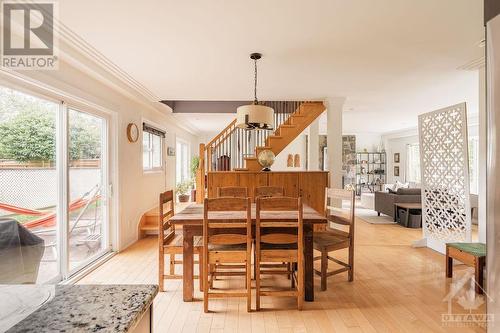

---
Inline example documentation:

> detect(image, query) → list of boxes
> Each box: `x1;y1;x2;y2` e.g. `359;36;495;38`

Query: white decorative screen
418;103;471;249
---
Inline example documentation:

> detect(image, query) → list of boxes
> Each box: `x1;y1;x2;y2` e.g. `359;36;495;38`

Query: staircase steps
243;101;325;171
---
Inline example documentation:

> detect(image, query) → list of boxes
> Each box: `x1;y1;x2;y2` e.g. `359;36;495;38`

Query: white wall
383;121;479;185
272;133;307;171
349;133;382;152
383;132;419;184
2;40;199;250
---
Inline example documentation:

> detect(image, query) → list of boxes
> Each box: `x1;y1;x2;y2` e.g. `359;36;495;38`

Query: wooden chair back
217;186;248;198
203;197;252;247
255;186;284;198
324;188;355;239
256;196;303;248
159;190;175;244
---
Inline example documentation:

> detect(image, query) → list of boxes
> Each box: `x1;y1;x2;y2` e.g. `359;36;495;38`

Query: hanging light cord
253;57;258;104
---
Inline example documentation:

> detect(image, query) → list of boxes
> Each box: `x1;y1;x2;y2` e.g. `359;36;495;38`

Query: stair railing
196;101;306;203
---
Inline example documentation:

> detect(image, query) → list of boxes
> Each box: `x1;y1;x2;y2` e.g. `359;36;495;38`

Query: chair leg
298;259;304;311
169;254;175;275
204;253;209;313
291;262;296;289
256;255;261;311
321;250;328;291
159;250;164;292
247;259;252;312
199;253;204;292
348;244;354;282
209;264;215;288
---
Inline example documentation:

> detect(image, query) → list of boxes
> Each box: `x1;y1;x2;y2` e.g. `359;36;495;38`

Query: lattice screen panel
418;103;471;244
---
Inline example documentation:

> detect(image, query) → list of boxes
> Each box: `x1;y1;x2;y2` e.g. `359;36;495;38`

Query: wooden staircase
244;102;325;171
138;206;159;238
196;101;325;202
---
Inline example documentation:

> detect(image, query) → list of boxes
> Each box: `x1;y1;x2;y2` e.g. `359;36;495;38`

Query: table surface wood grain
170;203;327;224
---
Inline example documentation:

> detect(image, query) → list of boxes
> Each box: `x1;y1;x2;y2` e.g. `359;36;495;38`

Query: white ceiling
59;0;484;135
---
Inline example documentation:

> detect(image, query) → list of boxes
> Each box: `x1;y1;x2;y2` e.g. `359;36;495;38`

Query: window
0;85;111;283
406;143;421;183
405;138;479;193
176;139;190;183
143;123;165;171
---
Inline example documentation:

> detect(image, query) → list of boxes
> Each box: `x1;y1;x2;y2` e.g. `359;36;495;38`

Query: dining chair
254;185;288;277
158;190;203;292
313;188;355;291
203;197;252;313
217;186;248;198
255;196;304;311
254;186;284;198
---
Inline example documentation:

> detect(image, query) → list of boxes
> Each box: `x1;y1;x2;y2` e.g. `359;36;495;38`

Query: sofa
374;188;421;219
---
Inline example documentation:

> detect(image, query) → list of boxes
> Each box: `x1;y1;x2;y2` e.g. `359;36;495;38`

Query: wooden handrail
206;119;237;148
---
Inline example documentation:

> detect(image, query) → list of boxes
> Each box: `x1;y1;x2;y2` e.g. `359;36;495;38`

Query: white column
479;66;486;243
326;97;345;189
307;118;320;170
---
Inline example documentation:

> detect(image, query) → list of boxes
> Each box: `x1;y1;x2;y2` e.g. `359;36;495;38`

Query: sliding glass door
68;108;109;273
0;85;112;283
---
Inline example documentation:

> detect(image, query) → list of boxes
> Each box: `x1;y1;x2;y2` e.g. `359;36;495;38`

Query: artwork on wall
294;154;300;167
394;153;400;163
287;154;293;167
394;166;400;177
167;147;176;156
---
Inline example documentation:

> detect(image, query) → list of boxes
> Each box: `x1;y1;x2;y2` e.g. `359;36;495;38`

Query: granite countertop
1;284;158;333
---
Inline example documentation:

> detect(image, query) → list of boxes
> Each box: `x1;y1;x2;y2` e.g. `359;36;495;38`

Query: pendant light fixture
236;53;274;130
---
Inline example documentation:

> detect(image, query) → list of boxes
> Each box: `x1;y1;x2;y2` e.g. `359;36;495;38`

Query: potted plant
190;156;200;202
176;179;192;202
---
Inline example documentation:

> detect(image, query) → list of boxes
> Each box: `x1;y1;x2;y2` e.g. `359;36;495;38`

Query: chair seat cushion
313;231;349;250
447;242;486;257
165;233;203;248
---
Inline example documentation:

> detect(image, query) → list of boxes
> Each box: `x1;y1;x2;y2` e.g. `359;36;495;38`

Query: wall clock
127;123;139;143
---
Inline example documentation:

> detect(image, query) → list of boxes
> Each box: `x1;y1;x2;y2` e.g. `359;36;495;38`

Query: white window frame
405;143;421;184
176;137;191;184
0;74;118;283
142;120;165;173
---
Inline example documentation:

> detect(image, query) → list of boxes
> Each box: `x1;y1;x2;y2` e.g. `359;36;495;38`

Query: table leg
304;224;314;302
183;227;194;302
405;208;410;228
394;206;397;222
475;257;485;294
446;247;453;278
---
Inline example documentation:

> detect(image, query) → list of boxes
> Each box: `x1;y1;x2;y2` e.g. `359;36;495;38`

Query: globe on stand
257;150;275;171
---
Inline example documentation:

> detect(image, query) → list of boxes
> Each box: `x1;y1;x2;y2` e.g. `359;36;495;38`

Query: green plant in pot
176;179;193;203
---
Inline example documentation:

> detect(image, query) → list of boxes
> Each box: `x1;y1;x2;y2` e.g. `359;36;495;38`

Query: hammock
0;186;101;229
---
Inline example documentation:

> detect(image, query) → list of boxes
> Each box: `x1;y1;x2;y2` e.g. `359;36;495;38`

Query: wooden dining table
170;203;327;302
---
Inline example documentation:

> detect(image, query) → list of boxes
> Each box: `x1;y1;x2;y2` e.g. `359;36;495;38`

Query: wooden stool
446;242;486;294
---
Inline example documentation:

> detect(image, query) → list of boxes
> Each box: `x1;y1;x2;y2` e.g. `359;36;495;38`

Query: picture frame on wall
167;147;176;156
394;166;400;176
394;153;400;163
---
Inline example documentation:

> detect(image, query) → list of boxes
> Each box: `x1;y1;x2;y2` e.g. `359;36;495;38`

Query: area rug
355;206;397;225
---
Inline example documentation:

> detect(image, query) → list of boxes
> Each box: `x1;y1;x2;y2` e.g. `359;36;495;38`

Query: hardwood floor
79;216;487;333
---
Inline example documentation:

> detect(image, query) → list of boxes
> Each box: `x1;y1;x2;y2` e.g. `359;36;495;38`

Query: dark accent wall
485;0;500;24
